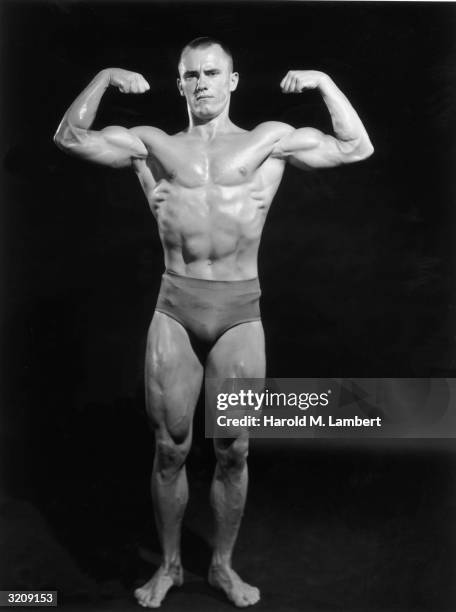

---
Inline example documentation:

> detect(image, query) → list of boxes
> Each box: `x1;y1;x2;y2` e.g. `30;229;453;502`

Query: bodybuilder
54;37;373;608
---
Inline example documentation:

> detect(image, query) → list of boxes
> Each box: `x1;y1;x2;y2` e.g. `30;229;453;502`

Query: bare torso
133;122;288;280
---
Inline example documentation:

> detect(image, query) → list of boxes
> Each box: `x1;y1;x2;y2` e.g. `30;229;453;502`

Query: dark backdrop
1;2;455;611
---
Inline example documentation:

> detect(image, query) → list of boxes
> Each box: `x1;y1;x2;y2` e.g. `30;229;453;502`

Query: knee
215;437;249;474
155;436;190;481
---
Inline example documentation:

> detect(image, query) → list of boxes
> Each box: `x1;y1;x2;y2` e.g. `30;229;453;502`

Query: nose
196;74;208;91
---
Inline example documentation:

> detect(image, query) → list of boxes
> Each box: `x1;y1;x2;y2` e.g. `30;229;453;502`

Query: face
177;44;239;120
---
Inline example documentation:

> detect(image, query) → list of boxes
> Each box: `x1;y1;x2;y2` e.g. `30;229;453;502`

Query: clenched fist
280;70;328;94
104;68;150;94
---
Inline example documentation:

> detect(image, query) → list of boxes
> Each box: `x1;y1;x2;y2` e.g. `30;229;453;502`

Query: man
54;37;373;608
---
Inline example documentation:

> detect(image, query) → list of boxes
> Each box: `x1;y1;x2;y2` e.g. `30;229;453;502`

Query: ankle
210;555;232;571
162;558;182;573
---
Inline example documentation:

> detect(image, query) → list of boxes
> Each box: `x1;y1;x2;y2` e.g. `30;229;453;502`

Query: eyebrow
183;68;221;77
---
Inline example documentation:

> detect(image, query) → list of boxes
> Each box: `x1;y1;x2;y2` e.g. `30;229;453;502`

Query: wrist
317;72;332;90
96;68;112;87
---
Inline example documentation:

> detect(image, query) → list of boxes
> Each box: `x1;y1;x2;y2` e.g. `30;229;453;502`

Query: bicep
273;127;350;170
58;124;148;168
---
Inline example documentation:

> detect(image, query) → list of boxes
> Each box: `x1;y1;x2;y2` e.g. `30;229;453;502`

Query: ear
177;78;184;97
230;72;239;92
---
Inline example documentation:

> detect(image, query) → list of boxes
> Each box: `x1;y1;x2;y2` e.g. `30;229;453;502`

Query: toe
135;591;146;606
144;591;159;608
250;586;260;600
236;598;249;608
241;585;260;606
234;592;250;608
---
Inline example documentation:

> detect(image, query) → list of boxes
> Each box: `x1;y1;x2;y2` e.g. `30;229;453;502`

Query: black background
1;2;455;610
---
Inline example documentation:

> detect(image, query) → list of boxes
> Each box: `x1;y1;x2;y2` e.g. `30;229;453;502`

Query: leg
206;321;265;607
135;312;203;608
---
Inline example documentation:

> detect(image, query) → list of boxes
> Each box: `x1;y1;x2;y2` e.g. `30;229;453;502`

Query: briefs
156;270;261;348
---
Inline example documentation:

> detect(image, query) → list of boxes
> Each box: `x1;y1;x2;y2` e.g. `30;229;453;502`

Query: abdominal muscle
148;180;271;281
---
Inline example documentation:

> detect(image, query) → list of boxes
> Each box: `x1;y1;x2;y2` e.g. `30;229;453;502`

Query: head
177;37;239;121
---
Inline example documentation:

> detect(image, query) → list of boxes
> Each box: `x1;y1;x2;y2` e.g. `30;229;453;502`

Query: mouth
196;95;213;101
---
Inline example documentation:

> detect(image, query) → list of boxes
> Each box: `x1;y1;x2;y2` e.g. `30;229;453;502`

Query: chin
194;109;217;120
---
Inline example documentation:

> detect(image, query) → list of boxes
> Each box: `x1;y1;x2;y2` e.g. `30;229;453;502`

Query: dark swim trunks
156;270;261;348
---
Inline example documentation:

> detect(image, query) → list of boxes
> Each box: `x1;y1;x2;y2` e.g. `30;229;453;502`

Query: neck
187;106;233;139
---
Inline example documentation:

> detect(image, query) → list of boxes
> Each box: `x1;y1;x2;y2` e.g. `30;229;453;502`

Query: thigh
206;320;266;380
206;321;266;443
145;311;203;442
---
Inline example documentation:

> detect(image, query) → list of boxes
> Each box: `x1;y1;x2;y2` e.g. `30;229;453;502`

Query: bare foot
134;564;183;608
208;565;260;607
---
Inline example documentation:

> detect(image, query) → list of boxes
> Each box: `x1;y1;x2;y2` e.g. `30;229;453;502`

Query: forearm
54;69;111;146
319;74;373;152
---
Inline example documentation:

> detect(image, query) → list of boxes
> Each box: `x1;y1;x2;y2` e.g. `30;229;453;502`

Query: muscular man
54;37;373;608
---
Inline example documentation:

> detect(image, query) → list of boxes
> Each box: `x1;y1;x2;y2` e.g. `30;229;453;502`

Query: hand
280;70;328;94
105;68;150;94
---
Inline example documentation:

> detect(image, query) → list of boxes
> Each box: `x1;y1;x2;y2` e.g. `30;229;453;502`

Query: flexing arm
273;70;374;169
54;68;151;168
